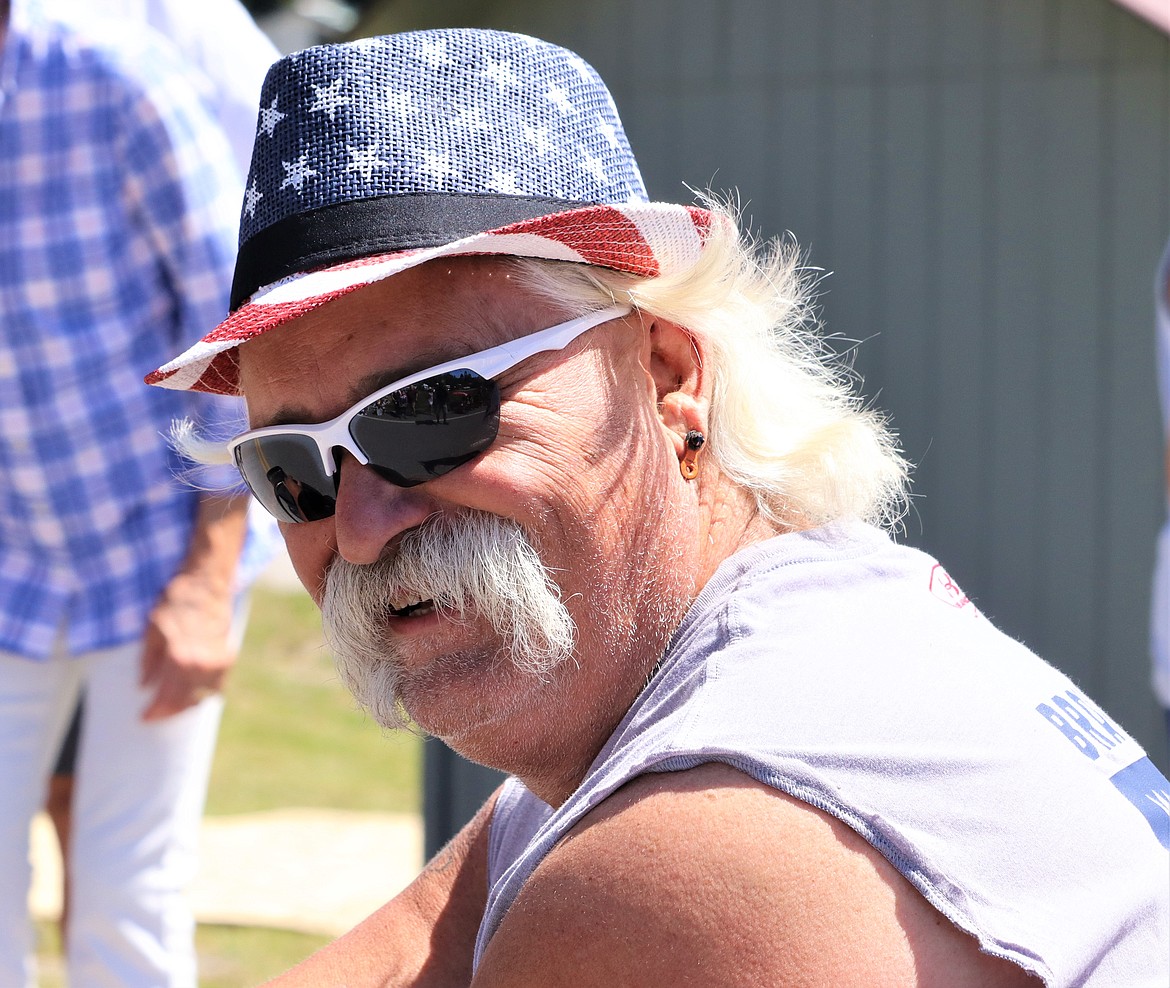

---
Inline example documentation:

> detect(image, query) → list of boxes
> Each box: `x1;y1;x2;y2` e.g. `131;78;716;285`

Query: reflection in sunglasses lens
237;371;501;520
235;435;335;523
349;370;500;486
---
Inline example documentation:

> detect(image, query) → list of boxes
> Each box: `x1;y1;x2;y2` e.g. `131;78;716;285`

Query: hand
140;570;237;721
139;492;249;721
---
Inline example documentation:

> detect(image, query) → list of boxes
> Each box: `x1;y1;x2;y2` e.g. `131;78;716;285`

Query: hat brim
147;202;713;394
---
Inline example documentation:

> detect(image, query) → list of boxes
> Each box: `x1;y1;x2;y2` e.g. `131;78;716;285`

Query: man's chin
390;645;566;744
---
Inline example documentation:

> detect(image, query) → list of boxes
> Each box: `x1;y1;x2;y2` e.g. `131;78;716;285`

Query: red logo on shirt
929;564;976;613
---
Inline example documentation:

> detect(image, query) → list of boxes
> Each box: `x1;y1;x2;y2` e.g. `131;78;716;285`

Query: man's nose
332;453;437;565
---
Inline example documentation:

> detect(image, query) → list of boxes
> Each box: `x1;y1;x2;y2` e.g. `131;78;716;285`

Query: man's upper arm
472;763;1039;988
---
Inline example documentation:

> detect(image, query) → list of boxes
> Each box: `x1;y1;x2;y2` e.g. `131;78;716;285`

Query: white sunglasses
229;304;632;522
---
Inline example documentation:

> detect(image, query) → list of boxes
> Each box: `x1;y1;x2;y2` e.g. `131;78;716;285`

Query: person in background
36;0;279;956
42;705;81;943
0;0;272;984
90;0;280;168
157;28;1170;987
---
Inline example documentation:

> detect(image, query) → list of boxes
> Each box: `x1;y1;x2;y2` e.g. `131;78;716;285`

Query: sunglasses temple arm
471;304;632;379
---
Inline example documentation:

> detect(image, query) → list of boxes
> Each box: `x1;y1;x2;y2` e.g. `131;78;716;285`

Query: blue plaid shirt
0;1;260;659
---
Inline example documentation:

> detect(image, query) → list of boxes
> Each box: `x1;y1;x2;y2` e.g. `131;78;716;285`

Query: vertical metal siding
611;0;1169;767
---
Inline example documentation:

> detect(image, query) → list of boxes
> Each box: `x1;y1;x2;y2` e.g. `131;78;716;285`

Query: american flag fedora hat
147;28;716;395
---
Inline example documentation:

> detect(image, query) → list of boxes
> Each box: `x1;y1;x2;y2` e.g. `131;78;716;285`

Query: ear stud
680;430;705;480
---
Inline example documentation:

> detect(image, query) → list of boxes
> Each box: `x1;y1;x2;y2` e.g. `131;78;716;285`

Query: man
152;29;1170;987
0;1;272;984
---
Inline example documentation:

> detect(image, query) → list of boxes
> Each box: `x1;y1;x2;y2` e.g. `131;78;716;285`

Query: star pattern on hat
522;122;555;157
280;153;318;191
419;151;459;183
483;56;521;88
418;37;449;68
597;118;621;150
238;30;649;239
308;78;349;120
491;169;522;194
581;151;609;185
385;89;419;116
243;178;263;217
258;97;286;138
544;82;573;116
346;141;390;181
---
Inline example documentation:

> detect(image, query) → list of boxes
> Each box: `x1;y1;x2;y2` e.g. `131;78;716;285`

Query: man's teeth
390;599;436;618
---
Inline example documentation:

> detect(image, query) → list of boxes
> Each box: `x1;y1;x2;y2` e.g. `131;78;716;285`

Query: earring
680;430;705;480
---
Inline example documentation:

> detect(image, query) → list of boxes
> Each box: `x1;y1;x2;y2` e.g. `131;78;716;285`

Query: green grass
195;925;332;987
203;584;421;981
207;585;422;816
35;921;332;988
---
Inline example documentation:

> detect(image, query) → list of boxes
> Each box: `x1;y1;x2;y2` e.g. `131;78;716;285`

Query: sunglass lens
348;370;501;486
234;436;337;523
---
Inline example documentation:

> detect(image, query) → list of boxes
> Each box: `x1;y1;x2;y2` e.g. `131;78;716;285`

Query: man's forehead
343;335;479;402
237;261;541;419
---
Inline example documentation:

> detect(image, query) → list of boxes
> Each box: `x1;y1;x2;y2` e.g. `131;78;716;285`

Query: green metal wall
363;0;1170;847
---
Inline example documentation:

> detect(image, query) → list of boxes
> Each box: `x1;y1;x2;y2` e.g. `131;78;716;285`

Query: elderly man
152;29;1169;987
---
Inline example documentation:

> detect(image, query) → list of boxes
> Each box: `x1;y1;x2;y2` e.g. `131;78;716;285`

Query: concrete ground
29;807;423;938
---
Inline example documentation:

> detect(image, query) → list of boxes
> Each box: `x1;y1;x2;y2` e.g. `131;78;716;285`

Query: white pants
0;638;223;988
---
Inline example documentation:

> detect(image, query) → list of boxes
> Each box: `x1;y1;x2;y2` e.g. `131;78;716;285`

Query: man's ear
644;315;708;438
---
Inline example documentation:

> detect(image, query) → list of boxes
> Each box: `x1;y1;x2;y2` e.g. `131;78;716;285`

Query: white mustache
320;511;577;729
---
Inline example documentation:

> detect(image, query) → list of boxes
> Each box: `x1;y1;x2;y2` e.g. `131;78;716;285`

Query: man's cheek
282;529;332;604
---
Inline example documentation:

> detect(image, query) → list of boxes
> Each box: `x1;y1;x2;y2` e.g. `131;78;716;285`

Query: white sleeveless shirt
476;522;1170;985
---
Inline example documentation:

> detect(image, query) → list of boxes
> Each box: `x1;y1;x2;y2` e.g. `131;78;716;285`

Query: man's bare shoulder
473;763;1039;987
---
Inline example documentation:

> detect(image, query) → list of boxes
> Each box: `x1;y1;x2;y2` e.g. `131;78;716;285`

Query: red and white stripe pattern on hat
147;202;713;395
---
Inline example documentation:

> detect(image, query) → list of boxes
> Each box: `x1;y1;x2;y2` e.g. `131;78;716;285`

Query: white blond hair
510;200;909;531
